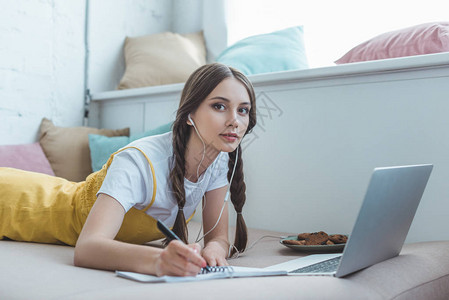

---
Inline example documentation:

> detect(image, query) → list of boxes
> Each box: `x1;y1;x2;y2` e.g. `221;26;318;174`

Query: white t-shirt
98;132;229;227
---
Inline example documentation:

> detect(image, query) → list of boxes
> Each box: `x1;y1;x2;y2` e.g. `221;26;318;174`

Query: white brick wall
0;0;201;145
0;0;85;145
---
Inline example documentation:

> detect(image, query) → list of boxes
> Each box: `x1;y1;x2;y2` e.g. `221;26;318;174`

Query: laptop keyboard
291;256;341;274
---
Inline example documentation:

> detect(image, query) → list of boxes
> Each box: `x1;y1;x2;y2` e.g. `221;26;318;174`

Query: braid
169;125;189;244
227;144;248;256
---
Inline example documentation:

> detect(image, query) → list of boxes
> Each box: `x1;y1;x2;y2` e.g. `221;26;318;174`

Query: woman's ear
187;114;194;126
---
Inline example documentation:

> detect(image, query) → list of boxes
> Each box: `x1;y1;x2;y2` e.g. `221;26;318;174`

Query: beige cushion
118;31;206;89
39;118;129;181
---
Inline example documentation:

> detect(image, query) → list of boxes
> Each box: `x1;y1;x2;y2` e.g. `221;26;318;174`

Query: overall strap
110;146;157;212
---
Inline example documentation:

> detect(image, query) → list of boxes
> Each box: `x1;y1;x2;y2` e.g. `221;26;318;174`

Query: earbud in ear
187;114;195;126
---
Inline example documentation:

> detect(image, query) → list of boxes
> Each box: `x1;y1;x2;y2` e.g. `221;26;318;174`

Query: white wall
0;0;86;145
171;0;202;35
0;0;191;145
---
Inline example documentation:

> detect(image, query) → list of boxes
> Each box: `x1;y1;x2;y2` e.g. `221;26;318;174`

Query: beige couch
1;222;449;299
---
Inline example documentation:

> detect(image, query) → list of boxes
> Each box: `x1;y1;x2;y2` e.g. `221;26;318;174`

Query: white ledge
91;82;185;101
91;52;449;102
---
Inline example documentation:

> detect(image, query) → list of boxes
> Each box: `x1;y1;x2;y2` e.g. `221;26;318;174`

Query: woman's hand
202;240;229;266
154;241;207;277
75;194;206;276
201;186;231;266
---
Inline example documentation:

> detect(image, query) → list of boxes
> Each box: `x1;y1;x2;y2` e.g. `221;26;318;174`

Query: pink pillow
335;22;449;64
0;142;55;175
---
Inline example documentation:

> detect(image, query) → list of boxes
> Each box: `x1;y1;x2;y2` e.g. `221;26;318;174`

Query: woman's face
189;77;252;154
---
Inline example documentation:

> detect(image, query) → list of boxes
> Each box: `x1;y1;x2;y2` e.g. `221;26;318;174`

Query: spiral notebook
116;266;287;283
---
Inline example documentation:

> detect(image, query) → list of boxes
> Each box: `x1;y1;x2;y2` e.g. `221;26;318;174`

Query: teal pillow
88;122;172;172
216;26;308;76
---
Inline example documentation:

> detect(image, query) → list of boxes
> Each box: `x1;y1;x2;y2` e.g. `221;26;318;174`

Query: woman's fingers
188;243;202;254
201;241;229;267
206;256;217;267
176;242;206;268
215;256;229;266
203;254;229;267
157;241;206;276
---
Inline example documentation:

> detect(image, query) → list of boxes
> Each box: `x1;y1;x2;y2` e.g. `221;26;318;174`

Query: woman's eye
239;107;250;114
212;103;225;110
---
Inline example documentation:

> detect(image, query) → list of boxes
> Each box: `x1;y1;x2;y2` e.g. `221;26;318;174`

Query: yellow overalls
0;147;190;246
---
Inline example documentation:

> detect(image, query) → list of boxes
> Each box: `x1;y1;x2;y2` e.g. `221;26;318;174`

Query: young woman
0;63;257;277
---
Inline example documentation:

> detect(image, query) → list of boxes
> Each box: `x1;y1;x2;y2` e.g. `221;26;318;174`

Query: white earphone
188;113;205;182
187;113;195;127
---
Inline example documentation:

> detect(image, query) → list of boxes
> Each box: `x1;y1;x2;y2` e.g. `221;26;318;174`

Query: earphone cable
189;116;239;243
227;234;286;259
194;146;239;243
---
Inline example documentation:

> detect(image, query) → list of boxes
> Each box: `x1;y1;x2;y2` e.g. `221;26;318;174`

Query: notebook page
116;266;286;283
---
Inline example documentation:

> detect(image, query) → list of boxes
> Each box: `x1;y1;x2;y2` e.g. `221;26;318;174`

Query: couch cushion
39;118;129;181
118;31;206;89
335;22;449;64
0;142;54;175
88;122;172;172
216;26;309;76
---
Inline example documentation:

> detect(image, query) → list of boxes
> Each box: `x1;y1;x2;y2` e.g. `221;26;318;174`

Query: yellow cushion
117;31;206;89
39;118;129;182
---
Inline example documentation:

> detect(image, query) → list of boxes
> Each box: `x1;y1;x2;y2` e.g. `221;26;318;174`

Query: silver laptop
265;164;433;277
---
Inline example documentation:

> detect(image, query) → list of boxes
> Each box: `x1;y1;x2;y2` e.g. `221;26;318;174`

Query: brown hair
169;63;256;256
